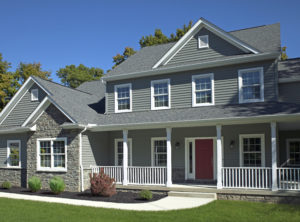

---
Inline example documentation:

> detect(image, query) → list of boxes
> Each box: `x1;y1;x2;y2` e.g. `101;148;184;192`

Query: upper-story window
151;79;170;110
31;89;39;101
114;83;132;113
192;73;214;107
198;35;209;48
238;67;264;103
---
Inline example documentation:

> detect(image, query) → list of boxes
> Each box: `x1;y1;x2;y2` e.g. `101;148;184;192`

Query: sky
1;0;300;83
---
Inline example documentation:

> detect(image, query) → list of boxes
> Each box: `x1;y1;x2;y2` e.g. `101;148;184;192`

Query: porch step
168;191;217;199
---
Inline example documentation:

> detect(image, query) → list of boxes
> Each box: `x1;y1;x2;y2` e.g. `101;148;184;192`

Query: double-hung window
287;139;300;166
37;138;67;171
151;79;170;110
192;73;214;106
114;139;132;166
240;134;265;167
238;67;264;103
7;140;21;167
151;138;167;166
31;89;39;101
114;83;132;113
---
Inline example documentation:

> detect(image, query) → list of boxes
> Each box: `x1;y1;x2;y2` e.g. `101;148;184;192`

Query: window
114;139;132;166
31;89;39;101
198;35;209;48
37;138;67;171
192;73;214;106
151;79;170;110
114;84;132;113
239;134;265;167
287;139;300;166
151;138;167;166
238;67;264;103
7;140;21;167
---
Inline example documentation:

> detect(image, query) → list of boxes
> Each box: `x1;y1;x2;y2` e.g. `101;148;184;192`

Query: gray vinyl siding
1;84;47;127
278;130;300;166
82;131;109;169
106;60;277;113
279;82;300;104
0;133;27;168
167;28;246;66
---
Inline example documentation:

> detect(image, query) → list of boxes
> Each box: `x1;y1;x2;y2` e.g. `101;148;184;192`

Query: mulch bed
0;187;167;203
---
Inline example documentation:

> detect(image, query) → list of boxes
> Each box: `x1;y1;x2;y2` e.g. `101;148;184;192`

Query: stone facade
0;168;24;187
83;169;91;190
26;104;81;192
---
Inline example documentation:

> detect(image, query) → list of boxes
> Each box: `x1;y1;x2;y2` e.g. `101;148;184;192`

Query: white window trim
238;67;264;104
286;138;300;167
7;140;21;168
239;134;265;167
151;137;167;167
198;35;209;49
192;73;215;107
114;83;132;113
151;79;171;110
114;138;133;166
37;137;67;172
31;88;39;101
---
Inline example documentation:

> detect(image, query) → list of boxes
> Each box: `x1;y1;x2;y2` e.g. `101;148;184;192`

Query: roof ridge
32;76;93;95
229;23;279;33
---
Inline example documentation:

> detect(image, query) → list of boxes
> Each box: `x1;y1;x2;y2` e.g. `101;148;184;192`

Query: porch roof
89;102;300;131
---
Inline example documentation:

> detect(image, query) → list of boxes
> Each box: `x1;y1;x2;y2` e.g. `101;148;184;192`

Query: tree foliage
281;46;288;61
56;64;104;88
112;47;136;69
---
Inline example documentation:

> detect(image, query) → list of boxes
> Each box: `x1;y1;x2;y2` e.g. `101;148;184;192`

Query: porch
85;121;300;191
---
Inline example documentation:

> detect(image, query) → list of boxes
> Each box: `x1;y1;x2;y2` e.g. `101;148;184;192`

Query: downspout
79;126;87;192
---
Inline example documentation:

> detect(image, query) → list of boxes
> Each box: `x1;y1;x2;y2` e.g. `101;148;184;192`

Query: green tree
56;64;104;88
139;29;169;48
281;46;288;61
14;62;51;85
112;47;136;69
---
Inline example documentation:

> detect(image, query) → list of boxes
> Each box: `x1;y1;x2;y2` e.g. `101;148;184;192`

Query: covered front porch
85;120;300;191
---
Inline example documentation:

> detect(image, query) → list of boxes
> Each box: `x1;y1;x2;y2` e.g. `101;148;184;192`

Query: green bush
2;181;11;189
49;176;65;194
139;189;153;200
28;176;42;192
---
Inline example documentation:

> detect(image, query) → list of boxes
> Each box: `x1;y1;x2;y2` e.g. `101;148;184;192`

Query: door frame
184;137;224;180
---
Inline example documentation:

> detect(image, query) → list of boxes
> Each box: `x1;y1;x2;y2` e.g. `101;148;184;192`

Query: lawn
0;198;300;222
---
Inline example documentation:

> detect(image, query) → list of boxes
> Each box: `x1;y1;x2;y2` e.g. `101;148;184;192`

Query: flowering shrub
90;169;116;197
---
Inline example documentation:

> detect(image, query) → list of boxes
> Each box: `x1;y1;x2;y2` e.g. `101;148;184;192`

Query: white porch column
166;128;172;187
271;122;278;191
122;130;128;185
216;125;222;189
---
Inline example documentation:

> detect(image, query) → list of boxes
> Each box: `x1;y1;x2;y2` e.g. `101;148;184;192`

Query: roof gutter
102;52;280;82
61;123;96;130
0;125;36;134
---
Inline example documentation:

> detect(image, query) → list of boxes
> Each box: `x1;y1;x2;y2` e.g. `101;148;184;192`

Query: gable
0;84;47;127
166;28;247;66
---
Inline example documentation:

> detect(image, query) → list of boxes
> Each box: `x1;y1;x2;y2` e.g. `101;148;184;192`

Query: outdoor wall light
175;142;180;149
230;140;235;149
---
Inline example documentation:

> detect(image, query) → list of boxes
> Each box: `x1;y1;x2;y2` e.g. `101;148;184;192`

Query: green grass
0;198;300;222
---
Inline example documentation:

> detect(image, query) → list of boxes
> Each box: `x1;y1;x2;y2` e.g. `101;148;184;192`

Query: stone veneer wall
27;104;81;192
0;169;24;187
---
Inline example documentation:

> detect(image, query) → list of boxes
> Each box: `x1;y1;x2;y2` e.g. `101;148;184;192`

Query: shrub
90;169;116;197
139;190;153;200
49;176;65;194
2;181;11;189
28;176;42;192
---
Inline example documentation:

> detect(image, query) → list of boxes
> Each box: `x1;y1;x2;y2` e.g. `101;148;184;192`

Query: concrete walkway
0;192;214;211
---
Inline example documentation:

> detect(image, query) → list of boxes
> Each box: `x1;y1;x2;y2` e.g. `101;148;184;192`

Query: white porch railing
91;166;123;184
277;167;300;190
91;166;167;185
127;166;167;185
222;167;272;189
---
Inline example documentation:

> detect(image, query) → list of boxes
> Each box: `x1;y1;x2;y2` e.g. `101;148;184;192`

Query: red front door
195;139;213;179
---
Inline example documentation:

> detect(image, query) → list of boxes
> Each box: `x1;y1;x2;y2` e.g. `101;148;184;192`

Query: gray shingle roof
278;58;300;80
105;23;281;77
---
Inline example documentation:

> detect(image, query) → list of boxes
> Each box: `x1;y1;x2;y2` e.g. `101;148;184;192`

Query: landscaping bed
0;187;167;203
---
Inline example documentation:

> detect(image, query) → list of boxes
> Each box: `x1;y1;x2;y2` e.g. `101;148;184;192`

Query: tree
56;64;104;88
112;47;136;69
281;46;288;61
14;62;51;85
0;53;18;111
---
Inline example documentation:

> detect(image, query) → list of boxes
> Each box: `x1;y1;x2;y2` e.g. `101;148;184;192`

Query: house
1;18;300;192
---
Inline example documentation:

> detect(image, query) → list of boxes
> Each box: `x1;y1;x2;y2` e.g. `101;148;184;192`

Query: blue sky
1;0;299;83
